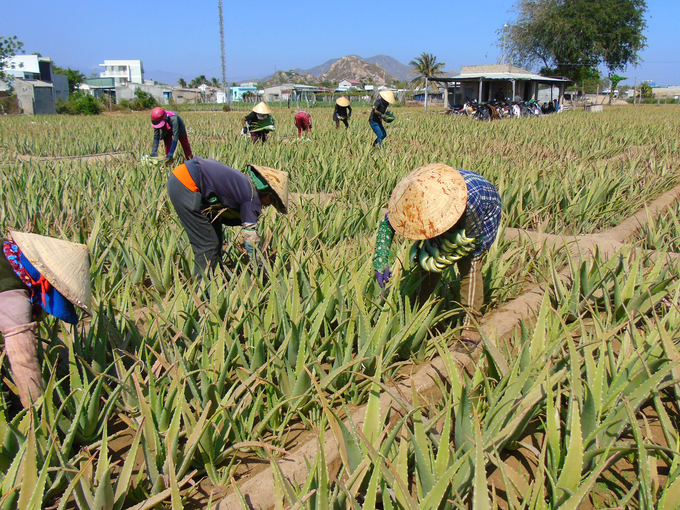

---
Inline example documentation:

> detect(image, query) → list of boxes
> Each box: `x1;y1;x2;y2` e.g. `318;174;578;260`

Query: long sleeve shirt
369;98;388;123
151;112;187;155
373;169;502;271
334;104;352;119
185;157;263;231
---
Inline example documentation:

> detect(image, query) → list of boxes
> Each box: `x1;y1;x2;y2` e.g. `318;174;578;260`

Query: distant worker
369;90;396;147
167;157;289;277
1;231;91;408
150;107;193;161
294;110;313;137
243;102;275;143
333;96;352;129
372;163;501;351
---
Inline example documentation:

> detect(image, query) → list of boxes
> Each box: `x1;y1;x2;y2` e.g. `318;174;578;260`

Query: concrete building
652;86;680;99
230;86;258;101
99;60;144;85
436;64;570;108
262;83;320;102
14;79;57;114
116;82;173;104
1;55;69;114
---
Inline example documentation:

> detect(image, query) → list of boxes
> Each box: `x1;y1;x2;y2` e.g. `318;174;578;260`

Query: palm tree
177;78;187;88
409;52;446;112
210;77;221;88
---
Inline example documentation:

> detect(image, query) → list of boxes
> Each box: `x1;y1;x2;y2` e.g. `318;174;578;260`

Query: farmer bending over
333;97;352;129
0;231;91;408
167;157;289;277
372;163;501;351
150;107;193;161
243;102;275;143
369;90;396;147
294;111;313;137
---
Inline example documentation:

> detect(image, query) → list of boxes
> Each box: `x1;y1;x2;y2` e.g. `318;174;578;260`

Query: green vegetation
0;106;678;508
500;0;648;82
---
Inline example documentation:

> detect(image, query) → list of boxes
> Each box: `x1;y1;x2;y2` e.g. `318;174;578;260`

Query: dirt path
211;177;680;510
14;151;130;163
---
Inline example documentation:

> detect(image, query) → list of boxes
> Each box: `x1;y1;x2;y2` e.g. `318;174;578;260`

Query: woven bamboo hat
252;102;272;114
387;164;467;240
248;165;289;214
10;231;91;313
336;96;350;107
379;90;397;104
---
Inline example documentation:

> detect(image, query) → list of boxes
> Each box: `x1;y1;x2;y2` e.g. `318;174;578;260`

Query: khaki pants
417;253;485;326
0;289;44;407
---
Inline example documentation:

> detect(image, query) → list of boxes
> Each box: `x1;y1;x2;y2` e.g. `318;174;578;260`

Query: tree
409;52;446;112
189;75;207;88
0;35;24;82
53;66;85;95
640;82;652;98
499;0;647;83
608;73;626;103
178;78;187;88
210;77;220;87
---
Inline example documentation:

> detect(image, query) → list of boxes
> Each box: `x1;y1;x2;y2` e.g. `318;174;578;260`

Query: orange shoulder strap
172;164;199;193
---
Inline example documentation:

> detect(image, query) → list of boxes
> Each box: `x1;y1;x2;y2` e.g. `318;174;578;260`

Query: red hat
151;107;167;128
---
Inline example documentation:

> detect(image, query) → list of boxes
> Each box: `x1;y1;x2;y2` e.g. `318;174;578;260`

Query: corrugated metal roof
434;72;570;83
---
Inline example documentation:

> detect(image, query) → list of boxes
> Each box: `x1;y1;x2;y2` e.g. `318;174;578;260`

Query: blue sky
2;0;678;87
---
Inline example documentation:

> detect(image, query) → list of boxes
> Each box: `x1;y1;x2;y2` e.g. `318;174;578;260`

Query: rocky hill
258;55;414;86
318;56;395;86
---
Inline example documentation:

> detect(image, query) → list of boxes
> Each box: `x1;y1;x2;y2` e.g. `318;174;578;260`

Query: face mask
257;113;267;120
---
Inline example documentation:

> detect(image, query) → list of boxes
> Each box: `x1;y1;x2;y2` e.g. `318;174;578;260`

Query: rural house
1;55;68;114
98;60;144;86
436;64;570;108
337;79;361;90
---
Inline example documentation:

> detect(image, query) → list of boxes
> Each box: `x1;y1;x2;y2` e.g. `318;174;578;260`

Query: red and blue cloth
2;241;79;324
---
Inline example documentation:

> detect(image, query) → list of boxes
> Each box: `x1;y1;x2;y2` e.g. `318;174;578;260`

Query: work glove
375;267;392;289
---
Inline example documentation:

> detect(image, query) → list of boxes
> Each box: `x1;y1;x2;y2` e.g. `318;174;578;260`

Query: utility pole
218;0;228;106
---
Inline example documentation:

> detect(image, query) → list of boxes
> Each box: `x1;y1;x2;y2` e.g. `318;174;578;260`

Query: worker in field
369;90;396;147
243;102;275;143
333;96;352;129
0;231;91;407
372;163;501;351
150;107;193;161
167;158;289;277
294;110;313;137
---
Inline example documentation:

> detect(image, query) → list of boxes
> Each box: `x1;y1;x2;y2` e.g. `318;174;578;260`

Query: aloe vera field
1;104;680;509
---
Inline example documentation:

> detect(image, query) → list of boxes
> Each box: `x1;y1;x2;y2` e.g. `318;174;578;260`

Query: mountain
363;55;413;82
258;55;406;87
256;55;412;85
319;56;395;86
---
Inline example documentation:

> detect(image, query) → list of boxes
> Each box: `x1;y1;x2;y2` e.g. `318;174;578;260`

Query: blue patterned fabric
19;254;79;324
457;169;502;257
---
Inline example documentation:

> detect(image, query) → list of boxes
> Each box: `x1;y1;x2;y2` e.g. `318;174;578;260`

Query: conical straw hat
387;164;467;240
336;96;350;107
379;90;396;104
10;231;91;313
248;165;289;214
252;102;272;114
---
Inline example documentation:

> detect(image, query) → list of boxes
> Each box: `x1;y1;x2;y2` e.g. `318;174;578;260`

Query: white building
1;55;69;114
338;79;362;90
99;60;144;85
3;54;53;81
